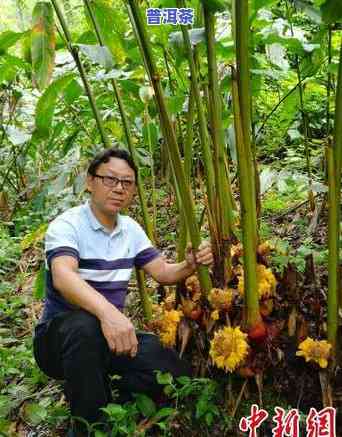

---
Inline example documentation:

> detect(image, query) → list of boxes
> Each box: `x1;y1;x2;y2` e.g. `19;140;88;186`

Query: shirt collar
84;201;126;235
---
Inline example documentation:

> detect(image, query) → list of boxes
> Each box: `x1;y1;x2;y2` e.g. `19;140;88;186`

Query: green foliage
0;227;21;279
31;2;56;90
35;73;75;139
84;0;126;64
320;0;342;23
201;0;230;13
0;30;28;54
77;43;114;70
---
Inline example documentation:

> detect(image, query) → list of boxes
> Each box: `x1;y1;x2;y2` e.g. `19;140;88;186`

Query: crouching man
33;148;213;436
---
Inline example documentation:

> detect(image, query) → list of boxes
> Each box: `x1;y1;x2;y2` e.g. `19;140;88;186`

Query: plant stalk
83;0;155;320
203;5;234;286
126;0;212;295
232;69;260;327
51;0;110;148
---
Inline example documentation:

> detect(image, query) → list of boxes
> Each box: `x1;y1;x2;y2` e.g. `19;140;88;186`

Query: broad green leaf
251;0;277;20
24;403;47;425
31;2;56;90
0;54;29;84
76;30;97;45
35;73;75;139
85;0;126;64
0;64;17;84
105;119;123;140
156;372;173;385
321;0;342;23
153;407;175;421
64;79;83;105
34;263;46;300
134;393;156;417
76;44;114;70
143;122;158;152
0;31;28;54
166;95;185;114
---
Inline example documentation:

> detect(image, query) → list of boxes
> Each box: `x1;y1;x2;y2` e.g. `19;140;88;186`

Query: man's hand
185;240;213;270
99;307;138;358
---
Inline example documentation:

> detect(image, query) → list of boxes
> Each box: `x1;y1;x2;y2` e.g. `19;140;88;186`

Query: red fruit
189;308;202;321
248;321;267;343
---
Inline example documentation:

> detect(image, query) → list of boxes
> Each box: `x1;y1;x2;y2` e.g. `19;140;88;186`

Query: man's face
86;157;136;215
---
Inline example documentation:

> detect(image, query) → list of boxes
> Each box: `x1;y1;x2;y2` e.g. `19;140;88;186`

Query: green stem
144;106;157;236
127;0;212;295
83;0;155;320
203;5;234;285
177;85;195;261
177;0;216;218
232;69;260;328
328;38;342;352
234;0;260;228
51;0;109;148
233;0;260;328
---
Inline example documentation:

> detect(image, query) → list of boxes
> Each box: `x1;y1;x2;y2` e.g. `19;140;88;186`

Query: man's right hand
99;306;138;358
51;257;138;357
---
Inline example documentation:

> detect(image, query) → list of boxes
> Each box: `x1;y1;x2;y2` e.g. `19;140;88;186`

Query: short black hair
87;148;138;180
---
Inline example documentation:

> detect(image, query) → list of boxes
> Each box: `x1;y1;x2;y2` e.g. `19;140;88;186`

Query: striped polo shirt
38;201;160;330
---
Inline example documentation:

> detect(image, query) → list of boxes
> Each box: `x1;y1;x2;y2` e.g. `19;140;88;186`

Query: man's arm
143;241;213;284
51;256;138;357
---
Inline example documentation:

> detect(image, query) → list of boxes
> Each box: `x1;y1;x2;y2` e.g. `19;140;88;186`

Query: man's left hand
185;241;213;270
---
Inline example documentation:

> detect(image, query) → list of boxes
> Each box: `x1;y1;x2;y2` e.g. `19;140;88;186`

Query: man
33;148;213;436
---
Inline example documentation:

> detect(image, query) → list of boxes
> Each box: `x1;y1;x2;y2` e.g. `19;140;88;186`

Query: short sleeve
132;221;160;268
45;218;80;269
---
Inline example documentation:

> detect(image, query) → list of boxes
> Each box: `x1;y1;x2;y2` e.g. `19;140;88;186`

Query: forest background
0;0;342;435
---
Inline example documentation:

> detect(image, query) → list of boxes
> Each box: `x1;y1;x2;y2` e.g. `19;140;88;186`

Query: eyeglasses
93;174;135;190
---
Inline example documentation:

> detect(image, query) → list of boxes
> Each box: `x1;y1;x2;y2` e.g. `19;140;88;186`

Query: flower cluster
296;337;331;368
208;288;233;311
155;309;183;348
209;326;249;372
238;264;277;299
185;274;201;302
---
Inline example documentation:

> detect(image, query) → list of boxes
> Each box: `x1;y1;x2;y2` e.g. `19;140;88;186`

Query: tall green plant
126;0;212;295
233;0;260;329
327;39;342;353
50;0;109;148
202;4;235;286
83;0;155;320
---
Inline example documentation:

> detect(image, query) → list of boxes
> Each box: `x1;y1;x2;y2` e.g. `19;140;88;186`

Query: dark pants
33;310;191;431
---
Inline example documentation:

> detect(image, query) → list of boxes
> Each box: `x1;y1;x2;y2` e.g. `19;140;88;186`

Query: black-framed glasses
93;174;135;190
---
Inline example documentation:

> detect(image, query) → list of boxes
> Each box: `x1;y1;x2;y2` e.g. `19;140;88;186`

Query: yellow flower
209;326;249;372
211;310;219;321
257;241;273;256
238;264;277;299
296;337;331;368
208;288;233;311
163;292;176;310
157;309;183;348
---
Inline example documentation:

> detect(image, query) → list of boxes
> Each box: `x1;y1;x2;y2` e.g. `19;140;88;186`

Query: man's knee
59;310;106;352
